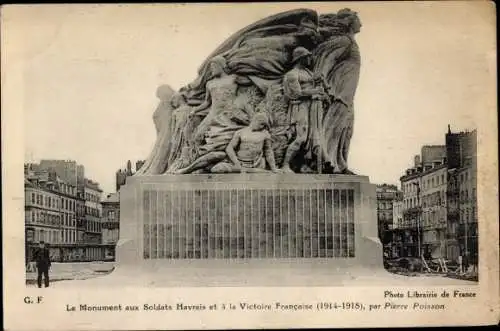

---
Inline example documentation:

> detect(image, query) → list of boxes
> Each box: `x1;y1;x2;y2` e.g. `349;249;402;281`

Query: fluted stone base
117;174;382;269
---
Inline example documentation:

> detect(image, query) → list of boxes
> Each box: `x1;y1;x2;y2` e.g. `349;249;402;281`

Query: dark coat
34;247;51;269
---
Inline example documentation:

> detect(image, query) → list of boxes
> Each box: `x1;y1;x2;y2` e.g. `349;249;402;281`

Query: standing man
34;241;51;288
281;46;327;173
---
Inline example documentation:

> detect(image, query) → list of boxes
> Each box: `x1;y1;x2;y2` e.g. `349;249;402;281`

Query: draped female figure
312;9;362;174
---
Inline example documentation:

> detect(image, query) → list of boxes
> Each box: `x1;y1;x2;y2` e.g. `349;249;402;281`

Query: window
441;174;445;184
31;193;35;203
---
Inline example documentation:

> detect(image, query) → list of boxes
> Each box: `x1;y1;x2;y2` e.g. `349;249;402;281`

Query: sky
13;2;495;194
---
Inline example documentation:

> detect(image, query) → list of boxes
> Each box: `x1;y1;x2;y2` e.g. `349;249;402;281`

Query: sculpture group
136;8;361;176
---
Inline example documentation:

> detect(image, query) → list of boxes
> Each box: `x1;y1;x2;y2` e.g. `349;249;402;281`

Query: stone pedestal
116;174;382;269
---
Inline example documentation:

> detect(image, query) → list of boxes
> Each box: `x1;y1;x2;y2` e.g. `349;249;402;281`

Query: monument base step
48;259;476;287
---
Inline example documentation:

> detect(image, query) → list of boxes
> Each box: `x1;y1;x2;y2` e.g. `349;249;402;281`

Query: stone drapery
137;8;361;175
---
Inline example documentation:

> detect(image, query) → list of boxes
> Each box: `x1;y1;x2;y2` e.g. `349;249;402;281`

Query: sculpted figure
198;94;258;156
135;8;362;176
134;85;176;175
213;112;279;173
164;92;204;172
190;56;239;147
280;47;328;173
174;112;279;174
257;84;290;167
166;56;238;173
312;8;362;174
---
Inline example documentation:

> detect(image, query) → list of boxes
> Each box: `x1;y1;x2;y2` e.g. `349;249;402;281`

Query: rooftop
102;192;119;203
84;178;103;192
400;163;447;182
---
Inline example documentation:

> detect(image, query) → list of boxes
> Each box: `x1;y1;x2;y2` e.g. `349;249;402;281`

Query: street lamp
412;182;422;258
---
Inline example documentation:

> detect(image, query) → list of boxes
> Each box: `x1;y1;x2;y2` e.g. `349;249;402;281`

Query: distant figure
33;241;51;288
463;251;470;273
458;255;463;274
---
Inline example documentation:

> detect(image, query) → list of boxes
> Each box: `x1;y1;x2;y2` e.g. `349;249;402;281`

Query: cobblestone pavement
25;262;115;286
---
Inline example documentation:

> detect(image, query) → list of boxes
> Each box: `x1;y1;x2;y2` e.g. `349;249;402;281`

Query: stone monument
118;8;383;278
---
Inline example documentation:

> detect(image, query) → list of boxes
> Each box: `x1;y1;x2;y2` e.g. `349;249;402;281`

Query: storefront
26;243;108;263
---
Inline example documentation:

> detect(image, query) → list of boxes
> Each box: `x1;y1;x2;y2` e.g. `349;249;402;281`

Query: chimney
414;155;421;167
126;160;132;176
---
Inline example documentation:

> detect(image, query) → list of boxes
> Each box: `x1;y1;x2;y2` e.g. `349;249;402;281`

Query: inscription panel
143;188;356;259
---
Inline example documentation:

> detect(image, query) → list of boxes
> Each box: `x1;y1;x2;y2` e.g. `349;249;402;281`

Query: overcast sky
15;2;494;194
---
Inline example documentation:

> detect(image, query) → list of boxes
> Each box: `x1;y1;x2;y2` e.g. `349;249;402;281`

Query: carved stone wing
197;8;318;75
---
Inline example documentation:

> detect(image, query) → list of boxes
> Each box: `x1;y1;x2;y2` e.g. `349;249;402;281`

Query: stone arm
225;130;242;169
263;133;279;172
283;70;322;100
231;101;255;126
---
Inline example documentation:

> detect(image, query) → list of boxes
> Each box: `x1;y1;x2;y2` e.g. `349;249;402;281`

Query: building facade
397;127;477;266
24;174;63;262
101;192;120;260
445;127;477;265
420;165;447;258
390;197;404;258
400;145;446;258
83;179;104;260
375;184;401;256
24;166;80;262
76;191;86;244
58;175;79;261
25;161;108;264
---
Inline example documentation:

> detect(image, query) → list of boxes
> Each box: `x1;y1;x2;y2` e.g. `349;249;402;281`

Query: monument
117;8;384;280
